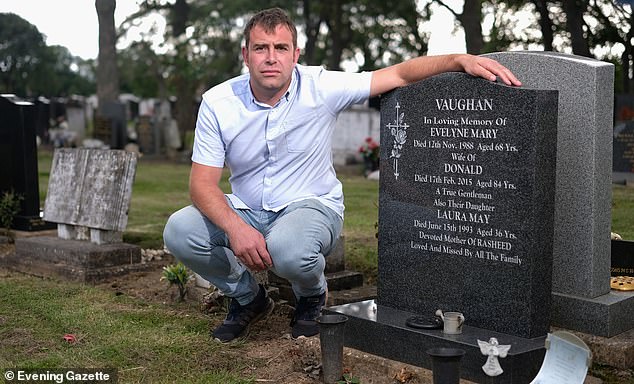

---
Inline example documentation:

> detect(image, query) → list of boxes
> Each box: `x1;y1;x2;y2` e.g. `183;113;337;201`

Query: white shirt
192;64;372;217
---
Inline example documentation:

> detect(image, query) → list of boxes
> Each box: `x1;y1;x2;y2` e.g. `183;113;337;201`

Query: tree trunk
458;0;484;54
170;0;193;149
302;0;320;65
533;0;554;51
95;0;119;115
326;0;347;70
562;0;591;57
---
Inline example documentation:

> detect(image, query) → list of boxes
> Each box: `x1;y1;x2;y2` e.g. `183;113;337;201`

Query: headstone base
268;270;364;305
551;291;634;338
326;300;545;384
1;236;145;283
12;215;56;231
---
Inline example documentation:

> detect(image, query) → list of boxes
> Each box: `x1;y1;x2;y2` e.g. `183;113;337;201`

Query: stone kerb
43;148;137;244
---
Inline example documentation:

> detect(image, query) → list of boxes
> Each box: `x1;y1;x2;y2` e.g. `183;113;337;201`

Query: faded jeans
163;198;343;305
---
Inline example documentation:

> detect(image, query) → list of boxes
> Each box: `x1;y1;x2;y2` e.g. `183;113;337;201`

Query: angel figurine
478;337;511;377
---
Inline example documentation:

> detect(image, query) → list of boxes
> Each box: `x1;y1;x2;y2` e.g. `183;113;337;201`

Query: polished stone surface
378;72;558;338
326;300;546;383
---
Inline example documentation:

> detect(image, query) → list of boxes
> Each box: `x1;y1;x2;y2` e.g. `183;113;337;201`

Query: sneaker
212;285;274;343
290;291;326;339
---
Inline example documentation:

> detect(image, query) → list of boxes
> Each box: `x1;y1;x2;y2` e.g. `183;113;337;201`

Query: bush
0;190;23;242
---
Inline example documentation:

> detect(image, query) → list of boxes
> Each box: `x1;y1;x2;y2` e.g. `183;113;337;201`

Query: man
163;7;521;343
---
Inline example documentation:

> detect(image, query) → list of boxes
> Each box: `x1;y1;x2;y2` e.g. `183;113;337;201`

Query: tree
118;41;163;98
0;13;95;97
533;0;555;51
96;0;120;115
0;13;47;95
562;0;591;56
433;0;485;54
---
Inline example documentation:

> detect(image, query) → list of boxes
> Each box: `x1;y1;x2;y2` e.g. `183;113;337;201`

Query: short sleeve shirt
192;64;372;218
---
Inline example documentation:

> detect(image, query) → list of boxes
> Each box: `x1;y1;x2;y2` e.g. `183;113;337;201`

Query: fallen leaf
394;367;414;383
63;334;77;344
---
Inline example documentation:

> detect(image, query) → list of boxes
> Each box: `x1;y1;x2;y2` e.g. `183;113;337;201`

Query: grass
0;273;254;383
611;185;634;240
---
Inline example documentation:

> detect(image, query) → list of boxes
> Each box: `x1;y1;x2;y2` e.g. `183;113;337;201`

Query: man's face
242;24;300;104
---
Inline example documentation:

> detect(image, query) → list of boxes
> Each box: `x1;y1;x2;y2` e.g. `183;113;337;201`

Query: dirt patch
93;256;437;383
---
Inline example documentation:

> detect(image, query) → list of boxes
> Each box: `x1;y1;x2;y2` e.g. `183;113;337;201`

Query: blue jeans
163;198;343;305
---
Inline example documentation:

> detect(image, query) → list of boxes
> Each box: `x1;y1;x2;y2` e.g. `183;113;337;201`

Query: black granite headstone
377;73;558;339
327;73;559;383
0;94;52;231
611;240;634;277
99;101;127;149
33;97;51;143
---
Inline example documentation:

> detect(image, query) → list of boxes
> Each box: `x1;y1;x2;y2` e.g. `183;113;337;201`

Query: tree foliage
0;13;93;97
2;0;633;122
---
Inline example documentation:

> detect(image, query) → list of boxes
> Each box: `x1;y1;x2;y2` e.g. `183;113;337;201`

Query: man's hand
189;162;273;272
457;55;522;87
227;224;273;272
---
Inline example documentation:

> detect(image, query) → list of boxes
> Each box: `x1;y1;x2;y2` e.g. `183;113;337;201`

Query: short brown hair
244;8;297;49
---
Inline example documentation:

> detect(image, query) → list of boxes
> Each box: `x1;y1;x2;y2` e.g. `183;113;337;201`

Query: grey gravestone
327;72;558;383
2;148;144;283
44;148;137;243
485;51;634;337
66;100;87;143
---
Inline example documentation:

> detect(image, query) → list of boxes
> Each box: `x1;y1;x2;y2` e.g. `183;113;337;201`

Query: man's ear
242;46;249;67
294;47;300;64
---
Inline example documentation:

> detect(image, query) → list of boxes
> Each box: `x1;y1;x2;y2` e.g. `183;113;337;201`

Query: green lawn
0;273;253;383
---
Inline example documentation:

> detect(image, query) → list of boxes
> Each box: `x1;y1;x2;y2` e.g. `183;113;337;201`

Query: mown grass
611;185;634;240
0;273;256;383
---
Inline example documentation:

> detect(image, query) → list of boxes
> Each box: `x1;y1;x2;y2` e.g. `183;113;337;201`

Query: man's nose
265;48;277;62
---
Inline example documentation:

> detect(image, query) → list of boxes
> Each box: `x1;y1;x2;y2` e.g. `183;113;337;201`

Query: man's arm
189;162;272;271
370;53;521;97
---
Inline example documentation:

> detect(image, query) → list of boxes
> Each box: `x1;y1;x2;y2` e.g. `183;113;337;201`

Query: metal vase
426;347;466;384
317;314;349;383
